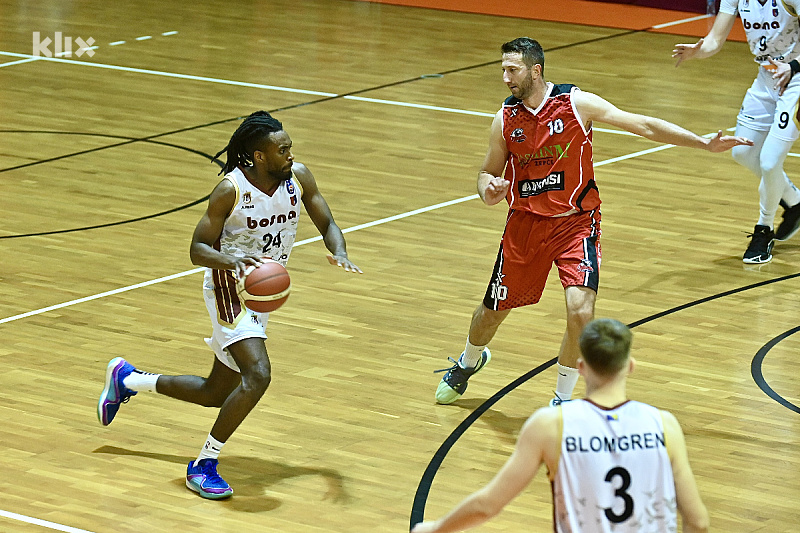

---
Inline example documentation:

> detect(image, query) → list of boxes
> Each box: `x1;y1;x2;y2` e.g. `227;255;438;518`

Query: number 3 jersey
203;166;302;294
501;83;599;217
552;399;677;533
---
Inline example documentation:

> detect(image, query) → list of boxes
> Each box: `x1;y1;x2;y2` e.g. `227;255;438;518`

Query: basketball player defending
674;0;800;263
434;37;752;407
417;319;710;533
97;111;361;499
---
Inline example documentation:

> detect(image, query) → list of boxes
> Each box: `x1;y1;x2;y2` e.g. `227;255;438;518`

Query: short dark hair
579;319;632;377
215;111;284;175
501;37;544;75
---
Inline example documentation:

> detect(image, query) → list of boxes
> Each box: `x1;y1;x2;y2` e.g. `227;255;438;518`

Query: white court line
0;509;95;533
0;196;479;326
652;14;711;29
0;57;39;68
0;51;337;96
0;50;645;137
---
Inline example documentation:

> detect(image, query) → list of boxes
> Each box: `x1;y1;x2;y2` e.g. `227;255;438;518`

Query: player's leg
769;79;800;242
97;356;241;426
553;285;596;404
550;211;600;405
435;211;550;404
206;337;271;442
155;357;240;406
186;337;271;500
434;303;505;405
735;70;781;263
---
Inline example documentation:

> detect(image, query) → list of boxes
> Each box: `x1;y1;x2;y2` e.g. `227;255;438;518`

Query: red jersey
502;83;600;216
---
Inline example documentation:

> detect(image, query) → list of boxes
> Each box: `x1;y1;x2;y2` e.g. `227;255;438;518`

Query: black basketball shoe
743;225;775;264
775;202;800;241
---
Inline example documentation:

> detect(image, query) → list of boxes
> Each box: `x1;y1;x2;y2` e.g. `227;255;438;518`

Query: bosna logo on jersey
247;211;297;229
518;171;565;197
510;128;526;143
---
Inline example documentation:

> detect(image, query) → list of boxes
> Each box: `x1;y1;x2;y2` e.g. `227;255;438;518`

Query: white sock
555;363;580;400
122;370;161;392
459;339;486;368
194;434;225;466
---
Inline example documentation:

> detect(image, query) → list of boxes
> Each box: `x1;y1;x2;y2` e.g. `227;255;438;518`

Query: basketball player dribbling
434;37;753;407
97;111;361;499
674;0;800;263
416;319;710;533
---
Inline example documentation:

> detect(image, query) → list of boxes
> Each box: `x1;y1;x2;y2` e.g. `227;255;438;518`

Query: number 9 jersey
552;399;677;533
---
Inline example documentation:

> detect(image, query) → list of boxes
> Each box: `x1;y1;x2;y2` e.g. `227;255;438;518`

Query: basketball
237;260;291;313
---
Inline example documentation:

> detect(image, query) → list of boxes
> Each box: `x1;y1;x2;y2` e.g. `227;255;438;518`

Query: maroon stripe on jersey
212;269;232;323
212;269;242;324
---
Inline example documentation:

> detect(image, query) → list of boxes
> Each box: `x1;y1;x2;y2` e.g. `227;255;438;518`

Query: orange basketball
237;260;291;313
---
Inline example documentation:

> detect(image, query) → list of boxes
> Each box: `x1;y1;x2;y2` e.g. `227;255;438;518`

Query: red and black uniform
483;83;602;311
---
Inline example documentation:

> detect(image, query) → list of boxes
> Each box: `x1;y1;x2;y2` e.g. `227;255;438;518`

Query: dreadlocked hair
214;111;284;175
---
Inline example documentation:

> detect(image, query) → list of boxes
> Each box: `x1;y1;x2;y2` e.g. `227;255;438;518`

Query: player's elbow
470;492;505;520
682;505;710;533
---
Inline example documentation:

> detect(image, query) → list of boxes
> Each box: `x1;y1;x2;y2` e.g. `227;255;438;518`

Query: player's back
552;399;677;533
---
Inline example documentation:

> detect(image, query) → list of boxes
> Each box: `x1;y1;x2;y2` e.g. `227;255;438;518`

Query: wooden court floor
1;0;798;531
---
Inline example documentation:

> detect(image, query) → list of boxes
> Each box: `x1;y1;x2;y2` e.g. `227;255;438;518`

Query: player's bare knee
242;366;272;395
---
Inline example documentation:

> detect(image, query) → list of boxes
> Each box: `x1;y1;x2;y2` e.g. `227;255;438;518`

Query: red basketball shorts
483;208;601;311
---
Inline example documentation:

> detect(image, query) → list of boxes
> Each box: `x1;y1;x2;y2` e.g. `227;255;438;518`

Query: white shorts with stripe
202;284;269;373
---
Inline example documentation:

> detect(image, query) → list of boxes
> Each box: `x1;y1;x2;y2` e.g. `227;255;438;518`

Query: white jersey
720;0;800;65
552;400;677;533
203;166;302;293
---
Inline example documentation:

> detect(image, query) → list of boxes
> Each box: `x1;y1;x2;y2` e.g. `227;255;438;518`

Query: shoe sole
97;357;125;426
186;478;233;500
435;348;491;405
742;255;773;264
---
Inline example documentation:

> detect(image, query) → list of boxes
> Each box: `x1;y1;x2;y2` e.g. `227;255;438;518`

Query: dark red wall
590;0;721;14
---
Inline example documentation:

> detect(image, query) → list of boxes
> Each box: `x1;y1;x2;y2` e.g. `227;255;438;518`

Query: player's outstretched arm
477;110;511;206
411;408;557;533
573;91;753;152
662;410;709;533
673;12;736;66
294;163;362;273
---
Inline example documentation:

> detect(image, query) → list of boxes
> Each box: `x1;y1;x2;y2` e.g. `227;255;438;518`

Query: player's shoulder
551;83;579;96
524;405;561;432
784;0;800;15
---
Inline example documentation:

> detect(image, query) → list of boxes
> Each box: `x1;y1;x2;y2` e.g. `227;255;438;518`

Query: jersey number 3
604;466;634;523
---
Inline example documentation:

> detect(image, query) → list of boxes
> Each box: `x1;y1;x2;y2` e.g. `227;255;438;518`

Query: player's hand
769;58;792;95
705;130;754;153
232;255;263;278
673;38;703;67
326;254;362;273
482;176;511;205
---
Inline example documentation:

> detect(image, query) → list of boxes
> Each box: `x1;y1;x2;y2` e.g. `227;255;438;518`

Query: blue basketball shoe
97;357;138;426
434;348;491;404
186;459;233;499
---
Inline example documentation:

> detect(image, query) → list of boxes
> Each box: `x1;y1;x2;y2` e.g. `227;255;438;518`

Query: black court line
0;131;220;239
751;326;800;414
410;271;800;529
0;27;642;240
0;28;639;175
